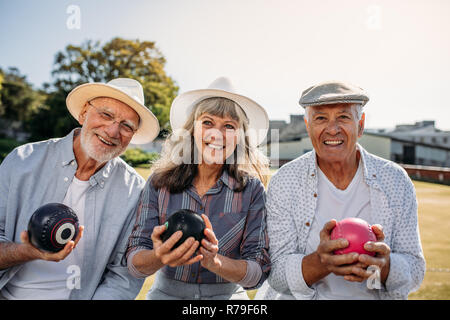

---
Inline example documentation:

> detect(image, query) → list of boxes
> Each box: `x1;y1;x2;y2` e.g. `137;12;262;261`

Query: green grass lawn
134;167;450;300
408;181;450;300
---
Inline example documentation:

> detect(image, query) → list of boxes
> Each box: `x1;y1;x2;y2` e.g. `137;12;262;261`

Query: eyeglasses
87;101;138;137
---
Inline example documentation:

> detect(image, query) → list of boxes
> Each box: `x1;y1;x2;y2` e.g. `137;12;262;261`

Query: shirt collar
202;169;236;194
307;143;378;185
90;160;115;188
59;128;116;188
219;169;237;190
59;128;78;167
356;143;379;185
188;168;237;197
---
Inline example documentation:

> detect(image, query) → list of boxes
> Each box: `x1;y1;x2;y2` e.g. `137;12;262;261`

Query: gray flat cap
299;81;369;108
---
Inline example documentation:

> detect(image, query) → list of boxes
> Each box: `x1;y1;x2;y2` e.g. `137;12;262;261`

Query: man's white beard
79;125;126;164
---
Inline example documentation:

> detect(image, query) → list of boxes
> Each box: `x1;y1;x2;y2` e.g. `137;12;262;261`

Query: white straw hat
170;77;269;146
66;78;160;144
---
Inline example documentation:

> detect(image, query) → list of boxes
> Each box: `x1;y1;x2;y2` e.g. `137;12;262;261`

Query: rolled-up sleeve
266;173;316;299
239;179;271;289
126;177;160;263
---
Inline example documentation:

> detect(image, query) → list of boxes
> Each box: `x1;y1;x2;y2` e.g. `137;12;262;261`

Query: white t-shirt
304;161;377;299
1;176;89;300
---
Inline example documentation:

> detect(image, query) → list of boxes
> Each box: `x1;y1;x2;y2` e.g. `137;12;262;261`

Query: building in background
126;115;450;184
381;120;450;167
262;116;450;184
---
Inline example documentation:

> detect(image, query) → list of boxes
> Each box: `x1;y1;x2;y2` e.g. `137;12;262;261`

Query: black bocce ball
161;209;206;250
27;203;79;253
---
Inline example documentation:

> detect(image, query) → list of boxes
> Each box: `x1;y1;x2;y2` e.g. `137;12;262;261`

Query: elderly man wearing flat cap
0;78;159;299
262;81;425;299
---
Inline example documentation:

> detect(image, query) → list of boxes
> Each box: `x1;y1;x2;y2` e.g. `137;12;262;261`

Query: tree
0;67;44;122
49;37;178;133
26;87;79;142
0;67;46;140
0;70;3;117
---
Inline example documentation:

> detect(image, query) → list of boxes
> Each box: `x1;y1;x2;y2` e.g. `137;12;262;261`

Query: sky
1;0;450;130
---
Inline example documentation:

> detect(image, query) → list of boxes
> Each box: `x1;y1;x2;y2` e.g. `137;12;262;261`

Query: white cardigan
263;144;425;300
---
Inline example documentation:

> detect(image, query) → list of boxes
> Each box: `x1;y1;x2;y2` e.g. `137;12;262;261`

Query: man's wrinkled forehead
309;103;359;115
309;103;355;113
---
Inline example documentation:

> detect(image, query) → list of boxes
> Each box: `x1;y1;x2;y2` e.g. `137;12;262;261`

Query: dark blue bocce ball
27;203;79;253
161;209;206;250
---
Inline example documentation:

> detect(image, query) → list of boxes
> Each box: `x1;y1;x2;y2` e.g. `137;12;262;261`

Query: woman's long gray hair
150;97;270;192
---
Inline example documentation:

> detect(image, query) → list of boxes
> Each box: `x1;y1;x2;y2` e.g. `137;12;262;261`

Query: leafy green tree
0;67;44;122
49;37;178;133
0;67;46;140
26;87;79;142
0;70;3;117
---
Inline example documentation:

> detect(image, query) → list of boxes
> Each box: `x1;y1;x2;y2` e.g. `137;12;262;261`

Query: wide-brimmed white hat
170;77;269;146
66;78;160;144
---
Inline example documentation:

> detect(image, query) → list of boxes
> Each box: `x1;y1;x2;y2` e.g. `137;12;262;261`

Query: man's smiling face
305;103;364;165
78;97;139;163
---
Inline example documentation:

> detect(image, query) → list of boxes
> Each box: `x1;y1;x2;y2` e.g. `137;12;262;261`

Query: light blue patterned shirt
0;129;146;299
264;144;425;300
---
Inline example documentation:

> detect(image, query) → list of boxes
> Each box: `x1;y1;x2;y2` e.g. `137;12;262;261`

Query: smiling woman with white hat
126;77;271;300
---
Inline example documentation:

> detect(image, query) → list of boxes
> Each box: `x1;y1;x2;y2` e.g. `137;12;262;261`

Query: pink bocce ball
330;217;377;256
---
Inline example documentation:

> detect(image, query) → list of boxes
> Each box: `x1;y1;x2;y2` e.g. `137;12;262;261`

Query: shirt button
71;162;75;166
64;177;69;182
305;222;311;227
313;193;317;198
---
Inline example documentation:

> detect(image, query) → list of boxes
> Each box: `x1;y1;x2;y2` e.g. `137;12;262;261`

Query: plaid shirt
126;170;271;289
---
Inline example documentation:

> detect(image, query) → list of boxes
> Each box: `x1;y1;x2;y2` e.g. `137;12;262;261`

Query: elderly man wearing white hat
261;81;425;300
126;77;271;300
0;78;159;299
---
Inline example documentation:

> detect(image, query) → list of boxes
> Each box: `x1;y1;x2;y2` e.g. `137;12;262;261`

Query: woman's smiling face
193;112;240;165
